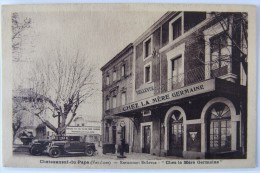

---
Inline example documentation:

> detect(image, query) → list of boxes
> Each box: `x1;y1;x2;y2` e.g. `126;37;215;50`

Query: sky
13;9;165;121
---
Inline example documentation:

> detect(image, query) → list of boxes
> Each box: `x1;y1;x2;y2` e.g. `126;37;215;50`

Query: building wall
101;12;247;159
130;12;247;159
101;45;134;150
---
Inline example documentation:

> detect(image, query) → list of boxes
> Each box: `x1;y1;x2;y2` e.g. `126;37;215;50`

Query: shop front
115;78;246;159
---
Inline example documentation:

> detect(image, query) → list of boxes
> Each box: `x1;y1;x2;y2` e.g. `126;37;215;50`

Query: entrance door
112;126;117;144
169;110;183;156
143;125;151;153
207;103;231;154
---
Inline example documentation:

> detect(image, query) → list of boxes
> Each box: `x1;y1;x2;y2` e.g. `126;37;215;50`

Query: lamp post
117;120;126;158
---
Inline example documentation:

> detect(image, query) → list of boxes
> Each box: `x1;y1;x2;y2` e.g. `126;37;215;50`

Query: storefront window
208;103;231;152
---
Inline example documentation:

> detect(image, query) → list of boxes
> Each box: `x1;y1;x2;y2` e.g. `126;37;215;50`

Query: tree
24;50;96;135
12;12;32;62
12;89;36;143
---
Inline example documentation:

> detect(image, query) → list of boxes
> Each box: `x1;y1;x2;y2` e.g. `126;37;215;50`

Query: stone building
102;12;247;159
101;44;134;150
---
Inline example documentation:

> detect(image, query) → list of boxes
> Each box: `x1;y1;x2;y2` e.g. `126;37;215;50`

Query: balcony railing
166;63;230;91
105;60;231;115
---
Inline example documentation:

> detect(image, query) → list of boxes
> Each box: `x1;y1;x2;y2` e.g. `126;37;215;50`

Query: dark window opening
172;18;182;40
145;39;152;58
145;65;151;83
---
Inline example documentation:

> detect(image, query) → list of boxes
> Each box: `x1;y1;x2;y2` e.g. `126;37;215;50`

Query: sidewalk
98;153;181;160
96;147;182;160
13;145;183;160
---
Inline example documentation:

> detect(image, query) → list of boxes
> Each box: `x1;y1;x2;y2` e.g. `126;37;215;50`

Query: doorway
168;110;183;156
143;125;151;153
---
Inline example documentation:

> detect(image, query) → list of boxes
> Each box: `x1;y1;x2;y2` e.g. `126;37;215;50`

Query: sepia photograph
1;3;257;169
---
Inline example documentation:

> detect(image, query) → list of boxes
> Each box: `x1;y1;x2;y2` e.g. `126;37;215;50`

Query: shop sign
189;132;198;141
66;126;101;136
122;79;215;112
135;82;155;101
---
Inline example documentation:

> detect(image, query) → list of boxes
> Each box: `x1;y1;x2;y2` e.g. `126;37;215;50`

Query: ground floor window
208;102;231;152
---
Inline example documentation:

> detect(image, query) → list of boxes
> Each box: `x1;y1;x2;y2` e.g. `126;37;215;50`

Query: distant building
65;116;101;144
101;12;247;159
12;88;47;144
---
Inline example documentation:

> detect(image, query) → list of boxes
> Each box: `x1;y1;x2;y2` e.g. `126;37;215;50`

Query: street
13;146;182;160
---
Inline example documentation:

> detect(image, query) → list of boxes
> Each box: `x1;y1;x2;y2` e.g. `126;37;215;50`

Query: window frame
144;61;152;84
106;74;110;86
112;69;117;82
121;64;126;78
169;13;184;43
166;43;185;91
106;97;110;110
112;95;117;108
121;92;126;106
143;35;153;60
207;103;231;153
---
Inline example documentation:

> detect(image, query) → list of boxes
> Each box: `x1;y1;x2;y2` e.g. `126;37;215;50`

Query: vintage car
29;139;52;156
46;136;96;158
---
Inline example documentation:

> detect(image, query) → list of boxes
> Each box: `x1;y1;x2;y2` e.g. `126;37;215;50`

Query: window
166;43;185;91
82;123;84;126
106;98;110;110
121;64;126;78
113;70;117;81
143;36;153;60
121;92;126;105
208;103;231;152
210;33;230;77
171;56;184;89
145;39;151;58
106;75;110;85
144;62;152;83
172;18;182;40
112;95;117;108
169;13;183;42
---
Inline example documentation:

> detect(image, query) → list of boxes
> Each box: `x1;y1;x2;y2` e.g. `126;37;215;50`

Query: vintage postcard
1;4;256;169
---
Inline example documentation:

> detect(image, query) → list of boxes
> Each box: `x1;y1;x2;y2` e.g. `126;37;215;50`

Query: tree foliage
12;12;32;62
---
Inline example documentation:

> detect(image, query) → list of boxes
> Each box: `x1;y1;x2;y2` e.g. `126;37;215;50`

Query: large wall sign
135;82;155;101
122;79;215;112
66;126;101;136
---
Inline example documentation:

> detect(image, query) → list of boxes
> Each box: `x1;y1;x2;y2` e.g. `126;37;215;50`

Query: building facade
102;12;247;159
101;44;134;150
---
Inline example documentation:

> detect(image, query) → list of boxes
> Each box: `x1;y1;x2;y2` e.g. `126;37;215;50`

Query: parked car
29;139;52;156
46;136;96;158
